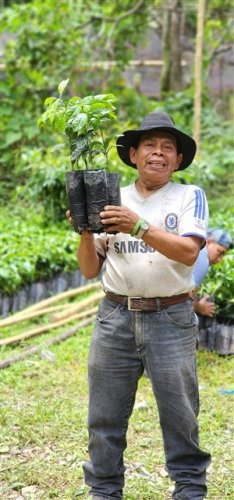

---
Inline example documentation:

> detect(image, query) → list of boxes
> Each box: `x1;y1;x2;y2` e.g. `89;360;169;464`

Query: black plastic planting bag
107;172;121;206
66;171;87;233
66;169;121;233
106;172;121;234
84;169;109;233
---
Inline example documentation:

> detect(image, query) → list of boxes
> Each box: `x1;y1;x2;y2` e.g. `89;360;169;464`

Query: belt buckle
128;296;142;311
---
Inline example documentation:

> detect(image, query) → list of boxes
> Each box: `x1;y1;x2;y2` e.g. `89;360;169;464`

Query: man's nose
152;145;164;155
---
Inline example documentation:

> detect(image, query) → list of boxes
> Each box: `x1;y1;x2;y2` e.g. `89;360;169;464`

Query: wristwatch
135;219;150;239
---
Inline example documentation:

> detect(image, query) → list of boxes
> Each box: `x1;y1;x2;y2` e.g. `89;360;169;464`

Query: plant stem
101;129;109;170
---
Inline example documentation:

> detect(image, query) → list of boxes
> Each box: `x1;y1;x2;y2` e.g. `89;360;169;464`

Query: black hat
116;111;196;170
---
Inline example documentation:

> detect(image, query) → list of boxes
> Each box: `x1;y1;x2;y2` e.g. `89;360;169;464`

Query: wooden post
193;0;206;155
0;316;96;369
0;281;101;328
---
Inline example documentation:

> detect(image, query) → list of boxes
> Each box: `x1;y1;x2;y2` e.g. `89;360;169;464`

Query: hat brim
116;126;196;170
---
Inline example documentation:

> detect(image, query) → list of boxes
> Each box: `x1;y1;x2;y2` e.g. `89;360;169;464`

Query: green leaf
58;79;69;96
0;82;10;96
25;126;38;139
37;112;48;126
4;131;22;146
68;112;88;132
44;97;57;106
93;94;117;102
89;140;103;150
70;136;89;162
103;137;114;148
53;113;66;132
90;103;115;113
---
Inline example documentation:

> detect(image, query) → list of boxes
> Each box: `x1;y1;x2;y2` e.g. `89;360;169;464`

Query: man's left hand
100;205;139;234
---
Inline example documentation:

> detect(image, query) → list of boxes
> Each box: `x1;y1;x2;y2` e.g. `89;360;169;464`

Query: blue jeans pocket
97;297;121;323
164;300;196;328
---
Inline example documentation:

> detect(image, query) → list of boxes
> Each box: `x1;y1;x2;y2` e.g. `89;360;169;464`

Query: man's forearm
77;232;103;279
193;300;203;314
142;228;202;266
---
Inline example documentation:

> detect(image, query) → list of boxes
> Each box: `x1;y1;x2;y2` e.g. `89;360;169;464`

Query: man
192;228;233;353
70;111;211;499
193;228;233;317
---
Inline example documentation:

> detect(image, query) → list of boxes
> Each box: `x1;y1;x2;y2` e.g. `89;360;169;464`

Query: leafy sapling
38;80;121;233
38;79;118;170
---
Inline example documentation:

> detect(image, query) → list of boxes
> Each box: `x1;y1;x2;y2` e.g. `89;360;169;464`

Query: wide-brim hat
116;111;196;170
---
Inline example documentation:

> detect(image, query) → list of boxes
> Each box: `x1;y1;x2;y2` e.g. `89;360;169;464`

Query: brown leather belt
105;290;190;311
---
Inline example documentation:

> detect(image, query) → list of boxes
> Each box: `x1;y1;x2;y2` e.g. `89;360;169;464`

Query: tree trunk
160;0;183;93
193;0;206;154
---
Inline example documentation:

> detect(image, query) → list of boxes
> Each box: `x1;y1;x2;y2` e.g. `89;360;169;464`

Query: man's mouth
146;161;166;169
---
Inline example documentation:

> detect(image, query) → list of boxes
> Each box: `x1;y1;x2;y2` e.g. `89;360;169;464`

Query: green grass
0;315;233;499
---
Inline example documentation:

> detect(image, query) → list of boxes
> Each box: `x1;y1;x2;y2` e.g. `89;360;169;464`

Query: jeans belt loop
156;298;161;312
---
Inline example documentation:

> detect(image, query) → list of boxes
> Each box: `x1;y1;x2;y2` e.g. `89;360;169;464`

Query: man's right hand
66;209;93;239
66;210;72;225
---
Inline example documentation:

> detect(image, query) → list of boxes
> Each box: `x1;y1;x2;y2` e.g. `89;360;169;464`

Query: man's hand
66;210;93;238
100;205;140;234
194;295;216;317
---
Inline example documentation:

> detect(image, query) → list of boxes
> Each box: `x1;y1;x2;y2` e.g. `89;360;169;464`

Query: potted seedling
38;79;121;233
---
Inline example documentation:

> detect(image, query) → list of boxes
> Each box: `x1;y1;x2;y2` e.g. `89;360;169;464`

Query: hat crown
140;111;175;130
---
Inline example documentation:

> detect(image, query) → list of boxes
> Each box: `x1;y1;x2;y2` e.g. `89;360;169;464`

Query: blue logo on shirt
165;213;178;230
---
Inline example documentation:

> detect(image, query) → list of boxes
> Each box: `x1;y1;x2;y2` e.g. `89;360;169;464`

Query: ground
0;316;233;499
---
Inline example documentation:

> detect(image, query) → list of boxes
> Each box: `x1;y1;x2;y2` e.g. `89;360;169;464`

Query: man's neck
135;178;170;198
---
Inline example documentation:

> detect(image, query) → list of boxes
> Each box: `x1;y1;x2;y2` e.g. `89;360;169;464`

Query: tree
193;0;206;154
160;0;184;93
0;0;151;176
1;0;233;179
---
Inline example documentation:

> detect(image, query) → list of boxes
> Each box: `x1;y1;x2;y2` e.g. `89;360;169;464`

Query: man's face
129;131;183;187
207;240;227;265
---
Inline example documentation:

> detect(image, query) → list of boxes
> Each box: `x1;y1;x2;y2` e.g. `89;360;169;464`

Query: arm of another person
193;292;216;317
192;246;216;317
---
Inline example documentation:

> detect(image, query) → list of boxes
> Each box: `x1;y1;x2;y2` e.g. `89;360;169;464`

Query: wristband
131;218;144;237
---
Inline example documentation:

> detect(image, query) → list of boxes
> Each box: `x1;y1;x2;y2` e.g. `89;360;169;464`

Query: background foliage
0;0;233;319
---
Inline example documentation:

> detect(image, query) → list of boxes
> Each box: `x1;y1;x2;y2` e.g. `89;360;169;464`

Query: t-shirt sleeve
94;232;108;258
178;186;209;246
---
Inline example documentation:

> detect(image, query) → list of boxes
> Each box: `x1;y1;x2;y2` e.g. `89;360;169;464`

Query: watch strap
135;219;150;239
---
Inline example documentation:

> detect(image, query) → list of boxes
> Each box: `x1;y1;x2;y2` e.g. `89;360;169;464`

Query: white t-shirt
95;181;208;297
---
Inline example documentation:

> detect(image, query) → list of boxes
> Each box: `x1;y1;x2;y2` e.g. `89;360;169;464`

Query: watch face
134;219;150;239
142;221;149;231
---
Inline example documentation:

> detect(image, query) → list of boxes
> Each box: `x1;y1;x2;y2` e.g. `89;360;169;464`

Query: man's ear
129;146;137;165
174;153;183;171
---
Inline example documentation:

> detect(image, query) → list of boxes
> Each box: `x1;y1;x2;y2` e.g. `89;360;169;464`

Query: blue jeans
83;297;211;499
